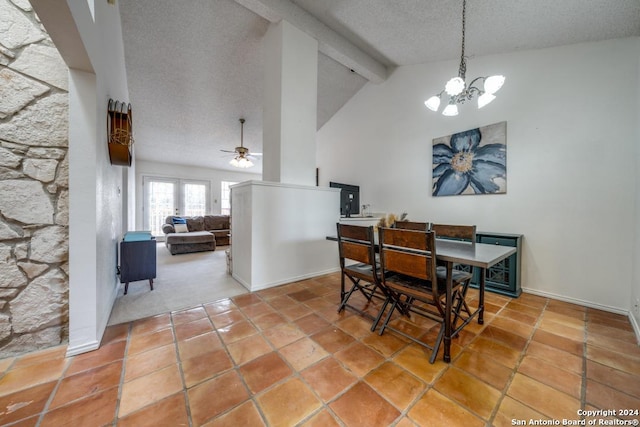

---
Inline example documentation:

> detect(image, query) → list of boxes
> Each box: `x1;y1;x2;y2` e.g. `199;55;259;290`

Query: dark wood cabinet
120;239;156;294
470;232;522;297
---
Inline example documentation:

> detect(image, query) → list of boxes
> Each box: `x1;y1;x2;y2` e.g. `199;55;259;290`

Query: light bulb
424;96;441;111
478;93;496;108
484;75;505;94
445;77;465;96
229;157;239;167
442;104;459;116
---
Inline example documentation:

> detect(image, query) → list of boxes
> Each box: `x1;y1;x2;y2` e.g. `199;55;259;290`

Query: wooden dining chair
431;224;476;329
336;223;385;317
375;227;473;363
393;221;430;231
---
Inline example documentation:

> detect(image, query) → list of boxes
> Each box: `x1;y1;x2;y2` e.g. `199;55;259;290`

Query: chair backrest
336;223;376;267
393;221;430;231
378;227;437;282
431;224;476;242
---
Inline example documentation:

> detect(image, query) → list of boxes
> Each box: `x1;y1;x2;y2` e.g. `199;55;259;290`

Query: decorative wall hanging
107;99;134;166
432;121;506;196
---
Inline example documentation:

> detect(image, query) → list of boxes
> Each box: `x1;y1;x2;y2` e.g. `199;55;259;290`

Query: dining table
326;234;517;363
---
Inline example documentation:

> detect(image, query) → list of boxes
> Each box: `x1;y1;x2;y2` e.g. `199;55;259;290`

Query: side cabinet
120;239;157;295
471;232;522;297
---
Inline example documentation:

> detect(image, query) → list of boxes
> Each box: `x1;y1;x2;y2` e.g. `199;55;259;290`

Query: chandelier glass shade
425;0;504;116
229;155;253;168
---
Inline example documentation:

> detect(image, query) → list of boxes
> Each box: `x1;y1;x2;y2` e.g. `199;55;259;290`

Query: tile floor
1;272;639;426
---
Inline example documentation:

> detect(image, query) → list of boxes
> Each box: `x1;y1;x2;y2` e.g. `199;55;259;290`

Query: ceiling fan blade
220;149;236;153
250;152;263;157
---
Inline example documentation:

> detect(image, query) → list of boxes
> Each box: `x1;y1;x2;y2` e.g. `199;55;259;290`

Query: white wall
318;37;640;315
134;160;261;229
34;0;130;355
633;45;640;339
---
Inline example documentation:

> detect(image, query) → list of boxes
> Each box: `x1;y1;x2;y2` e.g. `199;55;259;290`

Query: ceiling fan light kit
425;0;505;116
223;118;257;169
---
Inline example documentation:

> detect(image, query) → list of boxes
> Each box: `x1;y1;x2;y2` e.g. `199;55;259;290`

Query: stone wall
0;0;69;357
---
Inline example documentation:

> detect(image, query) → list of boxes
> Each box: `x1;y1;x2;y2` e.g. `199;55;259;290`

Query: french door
143;176;210;238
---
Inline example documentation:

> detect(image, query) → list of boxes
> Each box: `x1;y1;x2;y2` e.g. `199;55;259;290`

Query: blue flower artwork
432;121;507;196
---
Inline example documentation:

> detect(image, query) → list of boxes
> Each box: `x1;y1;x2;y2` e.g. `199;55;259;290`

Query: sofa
162;215;230;255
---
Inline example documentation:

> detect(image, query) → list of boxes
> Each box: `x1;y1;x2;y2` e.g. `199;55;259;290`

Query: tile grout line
34;348;74;426
111;321;133;426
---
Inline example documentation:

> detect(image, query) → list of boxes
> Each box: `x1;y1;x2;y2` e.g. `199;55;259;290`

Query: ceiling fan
221;118;261;168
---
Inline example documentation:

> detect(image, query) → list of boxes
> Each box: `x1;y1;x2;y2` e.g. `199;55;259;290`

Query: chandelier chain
458;0;467;80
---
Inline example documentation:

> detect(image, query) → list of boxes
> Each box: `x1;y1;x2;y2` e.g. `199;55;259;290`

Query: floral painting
432;121;507;196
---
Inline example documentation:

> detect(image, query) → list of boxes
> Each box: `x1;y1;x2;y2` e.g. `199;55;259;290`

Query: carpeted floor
107;244;248;325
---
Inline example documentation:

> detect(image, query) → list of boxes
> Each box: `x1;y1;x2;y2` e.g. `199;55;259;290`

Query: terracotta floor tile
364;362;425;409
587;332;640;358
288;289;319;302
526;341;583;373
117;392;188;427
131;313;172;336
210;308;245;329
203;298;236;316
335;342;385;377
226;333;273;366
50;360;122;409
392;344;448;383
66;340;126;376
266;295;297;311
507;373;581;419
0;381;56;425
492;395;548;427
489;316;535;339
12;345;67;370
586;378;640;413
499;307;539;325
172;306;207;325
100;324;129;346
467;335;522;368
232;293;263;307
252;312;288;331
40;386;118;427
239;352;292;394
329;381;400;427
174;317;214;341
0;357;15;374
361;329;408;357
479;325;528;351
119;364;183;417
256;377;322;427
453;349;513;391
506;301;545;318
182;348;233;388
278;303;314;321
127;327;174;356
408;389;484;427
299;409;340;427
256;286;289;299
515;293;548;308
545;300;586;317
531;329;583;356
310;326;355;353
588;309;634;331
538;317;585;341
588;322;637;342
586;359;640;399
263;323;306;348
542;310;586;329
188;370;249;425
279;337;329;371
434;366;501;419
336;315;376;339
202;400;266;427
294;314;331;335
177;331;223;361
240;301;275;318
0;357;66;397
217;320;258;344
518;355;582;398
124;343;176;382
300;357;357;402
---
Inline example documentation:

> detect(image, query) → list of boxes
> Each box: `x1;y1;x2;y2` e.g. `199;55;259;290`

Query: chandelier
424;0;504;116
228;118;254;168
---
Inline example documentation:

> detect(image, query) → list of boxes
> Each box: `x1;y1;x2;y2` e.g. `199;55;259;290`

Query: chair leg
429;324;446;364
371;298;390;332
378;300;399;336
338;281;358;313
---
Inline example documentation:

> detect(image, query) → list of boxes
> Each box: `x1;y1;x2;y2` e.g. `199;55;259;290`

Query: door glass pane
220;181;237;215
148;181;176;236
183;183;206;217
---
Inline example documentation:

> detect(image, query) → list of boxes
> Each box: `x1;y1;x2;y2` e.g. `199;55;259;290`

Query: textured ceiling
119;0;640;173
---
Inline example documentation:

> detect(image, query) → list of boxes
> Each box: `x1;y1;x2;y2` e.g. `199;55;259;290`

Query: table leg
478;267;485;325
443;262;453;363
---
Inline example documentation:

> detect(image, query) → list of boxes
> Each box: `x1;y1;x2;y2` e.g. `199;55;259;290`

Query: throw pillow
172;217;189;233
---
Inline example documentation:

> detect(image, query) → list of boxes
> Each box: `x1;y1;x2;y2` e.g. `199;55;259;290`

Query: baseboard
521;287;629;315
66;339;100;357
629;312;640;345
233;267;341;292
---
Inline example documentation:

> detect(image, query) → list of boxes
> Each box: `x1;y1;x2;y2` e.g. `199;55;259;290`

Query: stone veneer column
0;0;69;357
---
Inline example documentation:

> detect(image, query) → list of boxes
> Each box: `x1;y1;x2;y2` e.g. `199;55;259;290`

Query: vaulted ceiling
118;0;640;173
